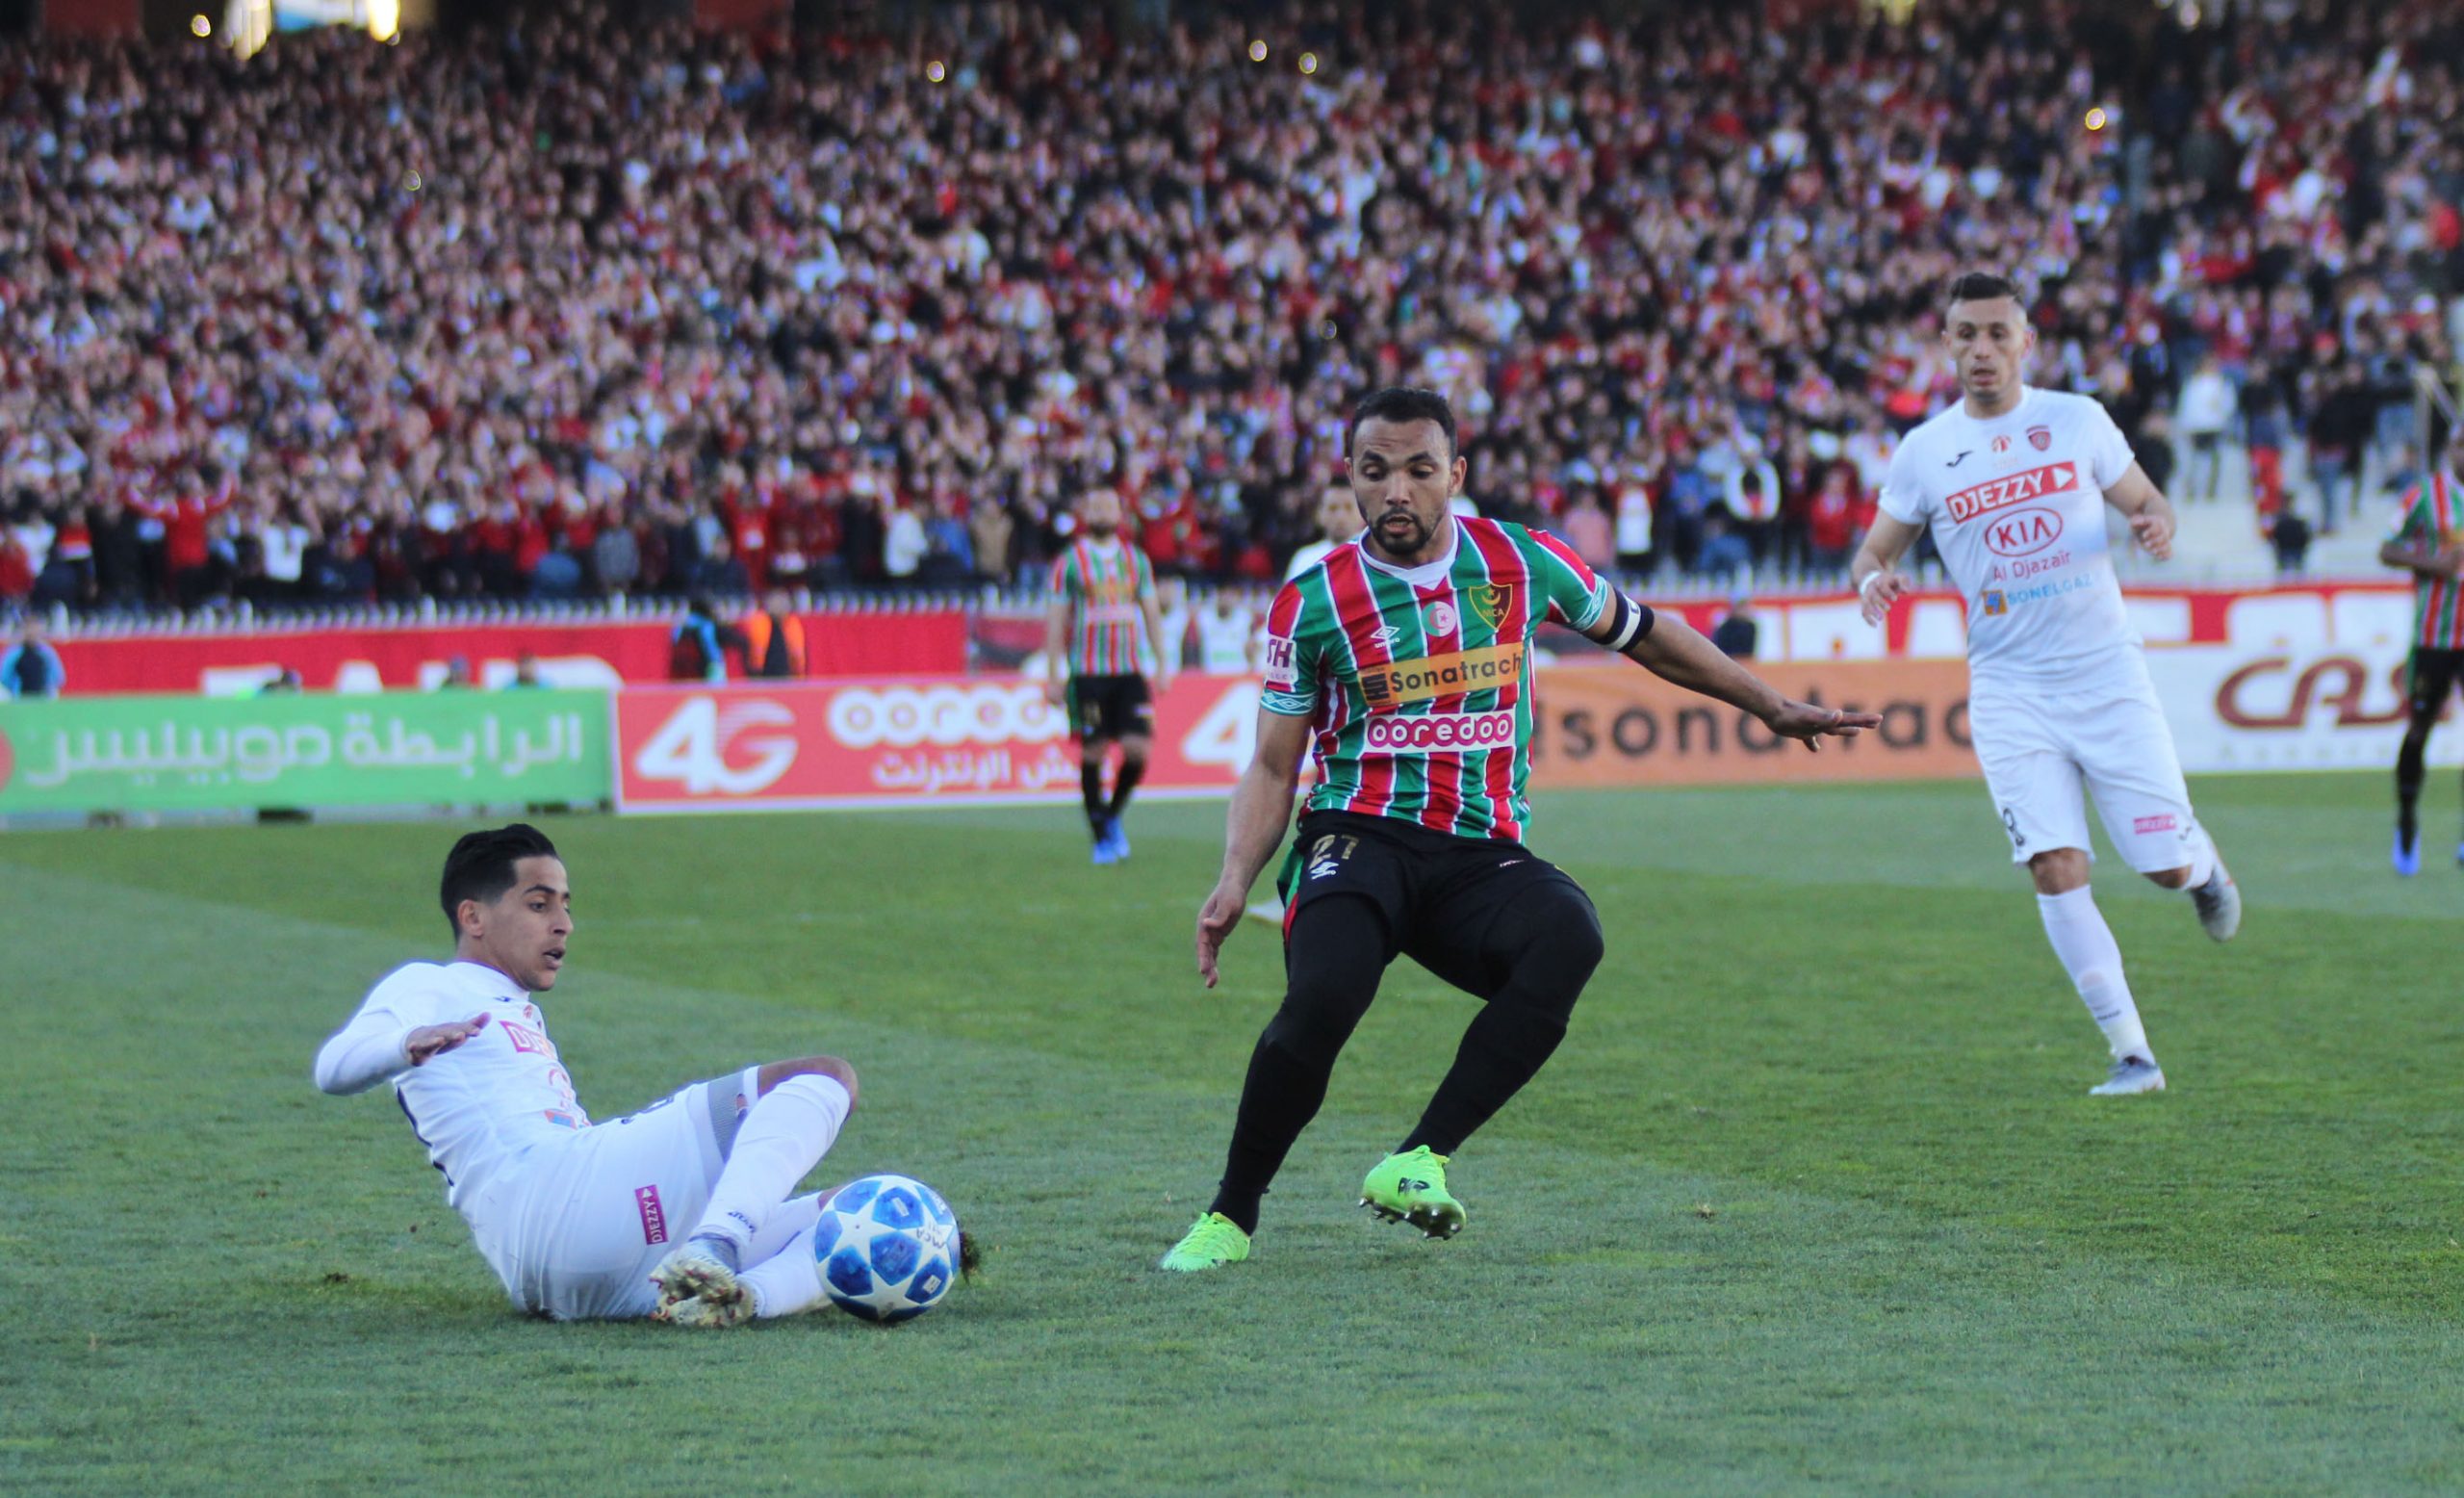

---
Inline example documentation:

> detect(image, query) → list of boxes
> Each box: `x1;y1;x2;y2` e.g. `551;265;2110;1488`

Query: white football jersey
314;960;588;1211
1878;387;2141;684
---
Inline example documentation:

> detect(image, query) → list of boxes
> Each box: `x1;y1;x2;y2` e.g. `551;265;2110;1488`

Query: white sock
2180;834;2218;891
741;1195;830;1318
688;1074;851;1255
2037;888;2153;1062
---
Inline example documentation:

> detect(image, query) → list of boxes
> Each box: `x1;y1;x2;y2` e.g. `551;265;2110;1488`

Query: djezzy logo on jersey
1946;462;2080;524
1357;643;1525;709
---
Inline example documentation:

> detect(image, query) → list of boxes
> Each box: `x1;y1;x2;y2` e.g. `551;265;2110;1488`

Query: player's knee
2027;848;2090;894
1498;885;1604;987
760;1055;858;1108
1118;737;1151;766
2143;865;2194;891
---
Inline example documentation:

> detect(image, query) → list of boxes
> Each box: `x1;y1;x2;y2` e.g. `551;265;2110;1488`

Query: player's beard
1371;508;1433;558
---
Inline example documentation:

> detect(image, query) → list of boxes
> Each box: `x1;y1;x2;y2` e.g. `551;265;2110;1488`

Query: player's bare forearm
1039;600;1068;680
1196;710;1308;986
1849;513;1923;623
1217;743;1301;897
2382;540;2460;579
1623;616;1786;721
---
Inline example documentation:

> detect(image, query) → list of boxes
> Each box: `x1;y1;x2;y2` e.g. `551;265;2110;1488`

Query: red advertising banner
50;612;967;696
614;675;1261;814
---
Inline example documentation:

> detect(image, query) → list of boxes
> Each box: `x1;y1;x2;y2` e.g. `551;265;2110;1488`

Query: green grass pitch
7;772;2464;1495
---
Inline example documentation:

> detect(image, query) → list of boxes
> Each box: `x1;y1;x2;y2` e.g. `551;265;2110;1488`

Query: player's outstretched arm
2102;464;2175;561
1195;710;1310;988
1849;514;1924;625
315;989;490;1095
1618;613;1881;752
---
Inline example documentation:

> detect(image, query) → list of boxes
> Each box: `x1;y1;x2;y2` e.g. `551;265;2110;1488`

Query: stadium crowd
1;0;2459;615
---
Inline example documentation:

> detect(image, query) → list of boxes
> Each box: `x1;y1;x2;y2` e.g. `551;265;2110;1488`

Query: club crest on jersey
2027;425;2052;452
1991;435;2011;453
1469;583;1512;633
1423;600;1459;636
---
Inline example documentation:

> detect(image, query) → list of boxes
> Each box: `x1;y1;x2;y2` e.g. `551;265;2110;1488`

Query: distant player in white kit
315;824;969;1324
1850;273;2242;1097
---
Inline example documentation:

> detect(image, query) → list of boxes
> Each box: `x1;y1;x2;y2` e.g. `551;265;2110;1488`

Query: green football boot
1159;1212;1251;1273
1359;1146;1465;1239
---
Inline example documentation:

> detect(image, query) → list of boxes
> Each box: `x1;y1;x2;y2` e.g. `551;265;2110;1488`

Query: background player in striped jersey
2379;433;2464;874
1041;487;1176;865
314;824;972;1325
1162;387;1876;1272
1852;272;2241;1100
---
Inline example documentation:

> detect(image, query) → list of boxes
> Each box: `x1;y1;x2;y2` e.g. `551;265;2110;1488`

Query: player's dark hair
440;823;561;938
1945;272;2025;312
1349;386;1458;458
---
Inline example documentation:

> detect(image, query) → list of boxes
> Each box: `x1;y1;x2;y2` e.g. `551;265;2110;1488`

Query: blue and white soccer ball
813;1174;961;1324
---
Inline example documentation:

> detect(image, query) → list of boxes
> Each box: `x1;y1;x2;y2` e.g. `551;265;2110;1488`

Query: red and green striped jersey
1047;536;1157;677
2389;472;2464;649
1261;515;1615;843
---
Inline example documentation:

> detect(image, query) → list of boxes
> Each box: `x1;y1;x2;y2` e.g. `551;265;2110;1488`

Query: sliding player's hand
1763;701;1882;754
1858;570;1912;626
1194;882;1245;989
407;1014;489;1066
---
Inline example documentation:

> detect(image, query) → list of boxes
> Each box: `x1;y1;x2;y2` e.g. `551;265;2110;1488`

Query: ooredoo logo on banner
614;678;1258;813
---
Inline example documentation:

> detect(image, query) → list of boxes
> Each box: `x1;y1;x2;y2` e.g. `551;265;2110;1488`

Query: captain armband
1598;591;1654;652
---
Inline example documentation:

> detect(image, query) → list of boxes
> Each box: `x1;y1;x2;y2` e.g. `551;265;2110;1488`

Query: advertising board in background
0;688;613;814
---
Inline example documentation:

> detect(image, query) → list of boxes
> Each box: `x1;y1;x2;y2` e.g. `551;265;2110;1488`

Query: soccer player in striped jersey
1041;488;1176;865
1159;387;1876;1272
2379;434;2464;874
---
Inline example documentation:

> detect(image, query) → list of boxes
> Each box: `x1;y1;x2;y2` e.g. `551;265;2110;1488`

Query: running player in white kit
314;824;968;1324
1850;273;2242;1098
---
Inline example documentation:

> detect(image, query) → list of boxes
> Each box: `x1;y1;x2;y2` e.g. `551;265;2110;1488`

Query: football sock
687;1073;851;1256
2180;835;2218;891
2037;888;2151;1061
1402;882;1603;1156
1108;756;1145;817
1080;761;1106;832
1210;895;1390;1235
2396;725;2428;841
738;1194;830;1318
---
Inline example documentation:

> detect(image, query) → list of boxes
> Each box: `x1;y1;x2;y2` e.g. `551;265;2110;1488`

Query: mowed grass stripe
5;850;2464;1495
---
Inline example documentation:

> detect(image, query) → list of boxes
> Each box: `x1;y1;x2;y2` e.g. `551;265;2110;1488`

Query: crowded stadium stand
1;0;2458;628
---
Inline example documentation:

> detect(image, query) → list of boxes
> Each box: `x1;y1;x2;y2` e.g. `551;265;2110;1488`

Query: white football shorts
1967;665;2210;874
471;1066;760;1321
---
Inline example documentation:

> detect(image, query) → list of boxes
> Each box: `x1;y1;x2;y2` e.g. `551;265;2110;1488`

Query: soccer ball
813;1174;961;1323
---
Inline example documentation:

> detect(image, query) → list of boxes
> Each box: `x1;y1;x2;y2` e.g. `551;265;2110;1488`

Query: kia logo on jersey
2027;425;2052;451
1982;507;2065;558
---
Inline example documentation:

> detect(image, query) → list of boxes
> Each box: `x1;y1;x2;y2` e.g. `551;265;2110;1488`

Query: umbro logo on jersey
1946;451;1972;467
1367;625;1402;650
